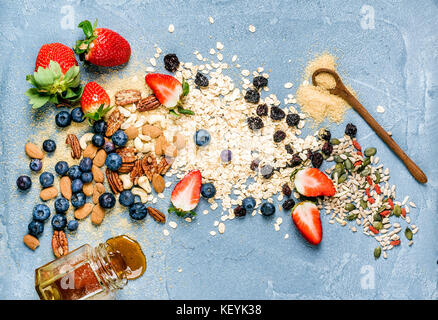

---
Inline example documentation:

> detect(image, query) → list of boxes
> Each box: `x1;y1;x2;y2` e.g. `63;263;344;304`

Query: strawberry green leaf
182;78;190;96
169;109;180;117
78;20;94;38
25;88;50;109
168;205;196;218
177;106;195;115
83;104;113;122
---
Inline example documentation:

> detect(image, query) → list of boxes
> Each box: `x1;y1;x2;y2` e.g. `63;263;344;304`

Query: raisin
234;205;246;217
311;152;324;168
244;89;260;104
247;117;264;130
256;104;269;117
282;183;292;197
318;128;331;141
253;76;268;89
286;113;300;127
260;165;274;179
285;144;294;155
290;154;302;167
282;199;295;211
270;106;286;121
194;72;209;87
163;54;180;72
322;142;333;156
273;130;286;143
345;123;357;138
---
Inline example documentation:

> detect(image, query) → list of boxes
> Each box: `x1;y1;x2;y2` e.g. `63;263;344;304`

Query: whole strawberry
80;82;112;121
74;20;131;67
25;43;82;109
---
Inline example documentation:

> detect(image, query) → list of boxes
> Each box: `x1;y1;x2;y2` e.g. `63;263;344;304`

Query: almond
83;144;98;159
154;135;167;156
173;133;186;150
124;126;139;139
142;125;162;138
92;165;104;183
74;203;94;220
152;174;165;193
23;234;40;250
59;176;72;200
91;204;105;225
93;149;107;167
40;187;58;201
92;183;105;204
164;144;178;158
25;142;44;159
83;182;94;196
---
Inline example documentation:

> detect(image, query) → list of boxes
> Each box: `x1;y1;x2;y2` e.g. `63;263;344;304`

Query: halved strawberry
293;167;336;197
170;170;202;215
291;201;322;245
80;82;112;121
145;73;192;115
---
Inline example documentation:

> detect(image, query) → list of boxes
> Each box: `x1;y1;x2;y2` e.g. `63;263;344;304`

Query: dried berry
321;142;333;156
311;152;324;168
247;116;264;130
234;205;246;217
282;199;295;211
260;164;274;179
256;104;269;116
282;184;292;197
250;159;260;171
290;154;302;167
273;130;286;143
285;144;294;155
194;72;209;87
163;53;180;72
253;76;268;89
286;113;300;127
345;123;357;138
244;89;260;104
270;106;285;121
318;128;331;141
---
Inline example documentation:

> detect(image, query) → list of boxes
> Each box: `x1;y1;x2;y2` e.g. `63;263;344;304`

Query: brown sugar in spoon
312;68;427;184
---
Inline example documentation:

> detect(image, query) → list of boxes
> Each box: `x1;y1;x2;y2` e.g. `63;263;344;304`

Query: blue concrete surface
0;0;437;299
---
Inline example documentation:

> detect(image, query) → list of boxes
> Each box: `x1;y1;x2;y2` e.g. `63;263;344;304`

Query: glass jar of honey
35;235;146;300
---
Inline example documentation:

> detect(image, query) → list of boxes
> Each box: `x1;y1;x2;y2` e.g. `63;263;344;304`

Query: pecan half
130;159;144;182
116;147;136;159
147;207;166;223
115;89;141;106
141;156;157;181
105;109;124;137
118;162;135;173
66;134;82;159
52;230;68;258
106;169;123;194
136;95;161;112
157;157;171;175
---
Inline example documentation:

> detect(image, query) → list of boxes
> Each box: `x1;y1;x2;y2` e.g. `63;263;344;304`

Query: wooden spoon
312;68;427;184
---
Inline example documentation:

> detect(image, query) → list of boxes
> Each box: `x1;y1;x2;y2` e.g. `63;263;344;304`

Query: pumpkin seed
375;171;381;183
334;155;343;163
364;147;377;157
338;173;348;183
360;167;371;177
373;221;383;230
360;199;368;209
346;213;358;221
330;138;340;145
344;159;353;171
345;203;356;211
374;246;381;259
362;157;371;167
373;213;382;222
393;205;401;217
335;163;345;173
405;227;413;240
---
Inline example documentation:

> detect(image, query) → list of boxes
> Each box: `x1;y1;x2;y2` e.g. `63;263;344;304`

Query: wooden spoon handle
340;90;427;184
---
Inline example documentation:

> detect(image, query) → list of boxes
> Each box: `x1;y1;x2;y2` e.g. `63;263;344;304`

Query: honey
35;235;146;300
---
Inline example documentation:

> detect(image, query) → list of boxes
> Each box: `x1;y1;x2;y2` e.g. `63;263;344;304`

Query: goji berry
369;225;379;234
402;207;406;218
352;140;362;151
354;160;362;167
374;184;382;195
368;197;375;204
366;176;373;186
387;198;394;209
390;240;401;246
365;188;371;197
380;210;391;217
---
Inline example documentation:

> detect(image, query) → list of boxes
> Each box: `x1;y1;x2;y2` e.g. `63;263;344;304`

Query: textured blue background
0;0;437;299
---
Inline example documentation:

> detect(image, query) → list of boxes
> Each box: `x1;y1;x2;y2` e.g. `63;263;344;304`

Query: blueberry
54;197;69;213
28;220;44;237
79;157;93;172
71;107;85;123
68;165;82;180
51;214;67;230
261;202;275;216
71;179;83;193
71;192;86;208
242;197;256;214
93;120;107;135
92;134;105;147
55;110;72;128
81;172;93;183
29;159;43;172
200;183;216;198
103;141;116;154
220;150;232;163
119;190;135;207
112;130;128;147
55;161;69;176
32;204;51;222
99;193;116;209
105;153;122;171
67;220;79;232
39;172;54;188
194;129;211;147
129;203;148;220
42;139;56;153
16;175;32;190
